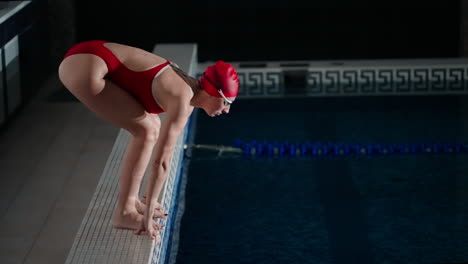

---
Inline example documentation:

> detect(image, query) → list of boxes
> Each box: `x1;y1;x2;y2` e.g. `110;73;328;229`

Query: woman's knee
128;120;160;143
58;58;75;88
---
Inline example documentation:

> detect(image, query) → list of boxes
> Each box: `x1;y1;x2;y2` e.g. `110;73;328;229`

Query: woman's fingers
154;204;164;212
133;204;167;240
152;210;168;219
134;222;163;236
158;208;167;215
153;222;165;231
153;200;167;212
153;232;161;243
147;223;163;241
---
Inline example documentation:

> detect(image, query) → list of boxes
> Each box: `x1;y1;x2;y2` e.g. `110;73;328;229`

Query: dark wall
74;1;459;62
461;0;468;56
47;0;76;70
19;0;51;101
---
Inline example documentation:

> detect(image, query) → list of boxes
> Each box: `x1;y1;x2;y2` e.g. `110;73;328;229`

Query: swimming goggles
203;73;233;106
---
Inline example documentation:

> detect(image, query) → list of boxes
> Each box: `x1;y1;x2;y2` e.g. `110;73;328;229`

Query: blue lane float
233;140;468;157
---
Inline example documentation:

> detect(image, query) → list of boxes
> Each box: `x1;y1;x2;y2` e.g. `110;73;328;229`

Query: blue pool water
175;95;468;264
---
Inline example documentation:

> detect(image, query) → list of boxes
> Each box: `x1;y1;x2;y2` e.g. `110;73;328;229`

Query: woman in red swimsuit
59;40;239;241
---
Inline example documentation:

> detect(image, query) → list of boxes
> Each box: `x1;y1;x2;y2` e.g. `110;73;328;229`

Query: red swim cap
200;61;239;100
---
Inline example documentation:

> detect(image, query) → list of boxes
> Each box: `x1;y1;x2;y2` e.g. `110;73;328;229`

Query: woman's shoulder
158;67;193;98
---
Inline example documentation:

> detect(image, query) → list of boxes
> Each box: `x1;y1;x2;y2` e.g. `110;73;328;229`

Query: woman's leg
59;54;162;230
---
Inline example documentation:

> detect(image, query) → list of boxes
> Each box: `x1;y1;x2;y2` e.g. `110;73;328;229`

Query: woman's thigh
58;54;160;137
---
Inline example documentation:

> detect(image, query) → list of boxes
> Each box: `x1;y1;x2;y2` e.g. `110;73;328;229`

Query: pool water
175;95;468;264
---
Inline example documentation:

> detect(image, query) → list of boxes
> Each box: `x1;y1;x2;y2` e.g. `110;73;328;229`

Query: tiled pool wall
198;59;468;98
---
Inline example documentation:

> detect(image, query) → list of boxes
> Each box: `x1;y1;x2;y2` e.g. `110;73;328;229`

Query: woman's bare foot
135;199;147;215
112;207;164;230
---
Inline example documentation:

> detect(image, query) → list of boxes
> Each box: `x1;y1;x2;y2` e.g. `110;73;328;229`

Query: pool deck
0;73;119;264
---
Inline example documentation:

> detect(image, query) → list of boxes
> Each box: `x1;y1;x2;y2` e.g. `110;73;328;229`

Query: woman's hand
134;202;167;241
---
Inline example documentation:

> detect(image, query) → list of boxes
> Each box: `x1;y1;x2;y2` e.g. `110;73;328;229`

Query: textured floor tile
23;207;87;264
0;236;34;264
0;159;38;217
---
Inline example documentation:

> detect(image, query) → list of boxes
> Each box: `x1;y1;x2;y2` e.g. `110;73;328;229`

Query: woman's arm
146;104;190;207
137;96;192;240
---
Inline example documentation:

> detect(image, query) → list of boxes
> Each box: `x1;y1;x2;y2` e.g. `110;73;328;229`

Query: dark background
18;0;465;97
72;1;460;62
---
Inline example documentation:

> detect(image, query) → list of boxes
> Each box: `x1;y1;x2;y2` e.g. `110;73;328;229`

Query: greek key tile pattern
197;64;468;98
306;67;467;96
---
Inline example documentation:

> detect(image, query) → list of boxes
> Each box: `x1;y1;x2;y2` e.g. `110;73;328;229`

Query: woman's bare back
103;42;167;72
